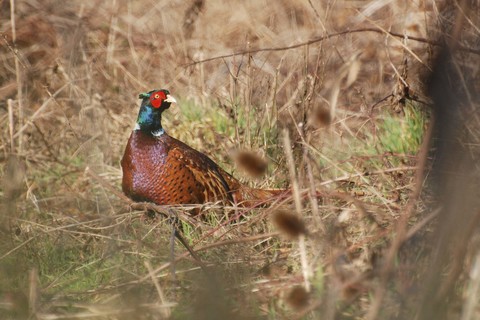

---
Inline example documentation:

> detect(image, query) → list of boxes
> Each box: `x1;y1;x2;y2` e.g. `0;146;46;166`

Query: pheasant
121;89;283;211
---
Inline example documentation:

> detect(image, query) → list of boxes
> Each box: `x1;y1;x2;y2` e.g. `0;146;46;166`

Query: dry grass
0;0;479;319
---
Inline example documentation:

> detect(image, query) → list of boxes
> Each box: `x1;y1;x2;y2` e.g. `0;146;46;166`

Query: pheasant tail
234;186;286;207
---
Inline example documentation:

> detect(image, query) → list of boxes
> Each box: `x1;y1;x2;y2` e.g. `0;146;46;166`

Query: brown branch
185;28;480;66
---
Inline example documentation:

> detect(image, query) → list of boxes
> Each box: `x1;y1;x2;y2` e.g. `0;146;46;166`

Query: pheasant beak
165;95;177;104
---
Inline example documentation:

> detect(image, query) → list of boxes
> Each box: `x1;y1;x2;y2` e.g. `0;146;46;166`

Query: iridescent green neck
135;103;164;136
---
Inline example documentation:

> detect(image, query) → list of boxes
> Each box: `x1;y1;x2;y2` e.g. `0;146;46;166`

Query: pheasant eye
150;92;163;108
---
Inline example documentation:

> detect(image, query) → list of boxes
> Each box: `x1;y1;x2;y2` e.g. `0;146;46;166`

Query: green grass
376;102;427;155
175;98;280;147
311;101;426;190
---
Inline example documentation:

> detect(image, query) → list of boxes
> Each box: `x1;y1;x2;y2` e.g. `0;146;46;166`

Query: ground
0;1;479;319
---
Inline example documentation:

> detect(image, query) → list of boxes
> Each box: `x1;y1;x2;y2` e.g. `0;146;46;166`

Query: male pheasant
121;89;282;210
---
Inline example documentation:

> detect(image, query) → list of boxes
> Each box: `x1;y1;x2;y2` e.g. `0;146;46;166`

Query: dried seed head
286;285;310;310
311;106;332;128
272;209;307;239
235;150;268;178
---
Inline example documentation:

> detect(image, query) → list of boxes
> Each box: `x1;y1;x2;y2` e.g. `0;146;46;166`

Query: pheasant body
121;89;282;210
122;130;233;204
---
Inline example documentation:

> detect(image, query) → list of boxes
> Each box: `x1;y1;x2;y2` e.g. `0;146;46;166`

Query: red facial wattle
150;91;167;108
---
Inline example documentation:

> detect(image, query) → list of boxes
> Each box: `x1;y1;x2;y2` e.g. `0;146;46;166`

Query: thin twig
144;260;171;318
405;207;440;241
282;129;302;214
0;237;34;260
185;28;480;66
282;129;311;291
0;32;27;69
138;232;279;283
10;0;23;152
7;99;14;152
319;166;417;186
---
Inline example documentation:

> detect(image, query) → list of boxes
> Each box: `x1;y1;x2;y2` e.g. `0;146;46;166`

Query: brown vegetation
1;0;479;319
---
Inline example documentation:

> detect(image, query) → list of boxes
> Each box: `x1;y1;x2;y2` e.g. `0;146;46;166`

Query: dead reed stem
7;99;14;153
10;0;23;153
144;260;171;318
282;129;302;214
28;268;38;318
282;128;311;291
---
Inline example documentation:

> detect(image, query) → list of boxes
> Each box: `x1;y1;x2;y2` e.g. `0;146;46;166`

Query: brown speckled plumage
122;130;232;204
121;89;283;210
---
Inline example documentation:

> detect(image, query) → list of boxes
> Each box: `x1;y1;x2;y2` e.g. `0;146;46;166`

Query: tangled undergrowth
1;1;479;319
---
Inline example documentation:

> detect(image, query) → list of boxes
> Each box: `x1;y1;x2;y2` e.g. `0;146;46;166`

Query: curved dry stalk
186;28;480;67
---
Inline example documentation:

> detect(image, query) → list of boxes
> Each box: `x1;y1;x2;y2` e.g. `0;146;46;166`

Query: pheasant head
135;89;177;136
